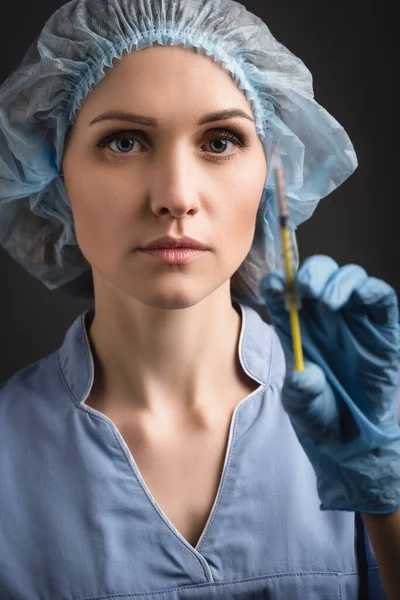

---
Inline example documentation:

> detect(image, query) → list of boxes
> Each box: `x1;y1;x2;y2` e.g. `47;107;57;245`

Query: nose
149;147;202;218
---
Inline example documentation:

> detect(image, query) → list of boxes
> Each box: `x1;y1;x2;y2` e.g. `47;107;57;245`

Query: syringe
271;153;304;372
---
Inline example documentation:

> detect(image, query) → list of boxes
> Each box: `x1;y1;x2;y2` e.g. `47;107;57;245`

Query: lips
138;247;208;265
139;235;209;251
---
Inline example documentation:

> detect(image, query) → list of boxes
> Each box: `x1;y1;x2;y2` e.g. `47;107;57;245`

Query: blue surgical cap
0;0;357;306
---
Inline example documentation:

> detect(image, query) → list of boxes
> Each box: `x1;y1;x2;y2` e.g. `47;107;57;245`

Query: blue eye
208;137;234;154
109;136;137;153
96;128;250;158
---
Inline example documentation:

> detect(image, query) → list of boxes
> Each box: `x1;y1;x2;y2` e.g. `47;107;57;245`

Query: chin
143;296;200;311
127;285;208;311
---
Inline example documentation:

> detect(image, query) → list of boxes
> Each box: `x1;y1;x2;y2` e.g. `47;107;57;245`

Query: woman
0;0;399;598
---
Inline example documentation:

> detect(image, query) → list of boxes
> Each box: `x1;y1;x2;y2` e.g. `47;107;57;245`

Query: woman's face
62;43;267;309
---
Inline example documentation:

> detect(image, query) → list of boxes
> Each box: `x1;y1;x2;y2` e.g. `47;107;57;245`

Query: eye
96;132;141;154
206;131;250;156
96;127;251;159
109;136;138;154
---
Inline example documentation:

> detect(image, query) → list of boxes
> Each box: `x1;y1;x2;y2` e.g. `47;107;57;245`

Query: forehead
78;43;252;119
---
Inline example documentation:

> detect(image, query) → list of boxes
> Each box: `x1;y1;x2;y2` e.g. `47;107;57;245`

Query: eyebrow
89;108;254;127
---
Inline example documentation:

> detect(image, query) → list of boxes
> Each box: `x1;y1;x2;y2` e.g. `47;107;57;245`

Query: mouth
138;247;209;265
139;235;209;251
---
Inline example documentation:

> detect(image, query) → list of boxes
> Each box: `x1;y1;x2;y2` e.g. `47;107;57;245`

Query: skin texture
61;42;267;428
361;510;400;600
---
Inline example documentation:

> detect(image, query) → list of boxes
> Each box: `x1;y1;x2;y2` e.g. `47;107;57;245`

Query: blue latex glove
259;255;400;514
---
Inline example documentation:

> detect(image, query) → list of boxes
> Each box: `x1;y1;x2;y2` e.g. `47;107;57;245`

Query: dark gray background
0;0;396;381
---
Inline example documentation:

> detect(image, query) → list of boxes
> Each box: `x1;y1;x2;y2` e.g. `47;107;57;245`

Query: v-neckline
82;380;262;553
79;301;263;552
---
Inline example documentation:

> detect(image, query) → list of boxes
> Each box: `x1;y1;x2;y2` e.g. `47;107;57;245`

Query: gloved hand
259;255;400;514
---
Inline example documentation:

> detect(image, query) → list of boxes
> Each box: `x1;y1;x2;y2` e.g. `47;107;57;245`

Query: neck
86;286;243;422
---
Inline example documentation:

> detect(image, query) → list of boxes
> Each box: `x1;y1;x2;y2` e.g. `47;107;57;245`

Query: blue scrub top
1;300;397;599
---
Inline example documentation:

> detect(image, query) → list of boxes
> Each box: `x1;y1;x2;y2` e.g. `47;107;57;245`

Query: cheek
223;163;266;242
232;200;260;252
63;165;135;261
64;151;127;220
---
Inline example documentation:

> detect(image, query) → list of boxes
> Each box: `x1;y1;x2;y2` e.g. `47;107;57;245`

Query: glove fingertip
285;363;326;396
259;270;286;299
